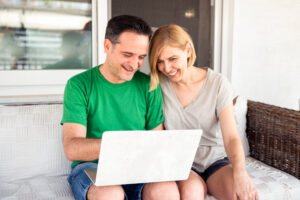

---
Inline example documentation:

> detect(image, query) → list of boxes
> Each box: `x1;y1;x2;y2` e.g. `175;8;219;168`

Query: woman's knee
143;181;180;200
87;185;125;200
177;171;207;200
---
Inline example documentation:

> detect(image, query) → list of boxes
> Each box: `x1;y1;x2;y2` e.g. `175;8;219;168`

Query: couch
0;98;299;200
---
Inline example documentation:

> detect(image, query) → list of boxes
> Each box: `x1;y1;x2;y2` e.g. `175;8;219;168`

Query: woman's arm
219;102;258;200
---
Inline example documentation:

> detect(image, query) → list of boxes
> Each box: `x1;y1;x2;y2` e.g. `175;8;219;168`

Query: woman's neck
176;66;199;86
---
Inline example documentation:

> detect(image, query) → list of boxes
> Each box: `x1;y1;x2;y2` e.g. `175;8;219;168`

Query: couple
62;15;257;200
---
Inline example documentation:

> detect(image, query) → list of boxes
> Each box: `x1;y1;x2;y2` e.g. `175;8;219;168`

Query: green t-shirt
61;65;164;166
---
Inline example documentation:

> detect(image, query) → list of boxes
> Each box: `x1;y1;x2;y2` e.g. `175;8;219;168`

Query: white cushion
233;96;250;156
245;157;300;200
0;104;71;182
0;176;74;200
2;157;298;200
205;157;300;200
1;103;299;200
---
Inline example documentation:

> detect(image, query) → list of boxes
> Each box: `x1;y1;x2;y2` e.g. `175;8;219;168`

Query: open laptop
85;129;202;186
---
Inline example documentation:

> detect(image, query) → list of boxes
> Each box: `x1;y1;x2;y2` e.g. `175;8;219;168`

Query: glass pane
0;0;92;70
111;0;211;68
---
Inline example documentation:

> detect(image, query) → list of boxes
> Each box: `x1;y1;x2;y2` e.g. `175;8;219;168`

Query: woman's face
157;45;190;82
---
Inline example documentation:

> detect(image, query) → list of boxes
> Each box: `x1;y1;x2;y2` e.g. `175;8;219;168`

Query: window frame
0;0;108;96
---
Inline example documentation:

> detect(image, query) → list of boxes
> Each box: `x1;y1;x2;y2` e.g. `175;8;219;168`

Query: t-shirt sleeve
145;85;165;130
61;78;88;126
216;75;235;117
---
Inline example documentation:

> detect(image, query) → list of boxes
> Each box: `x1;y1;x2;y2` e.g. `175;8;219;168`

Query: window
0;0;107;96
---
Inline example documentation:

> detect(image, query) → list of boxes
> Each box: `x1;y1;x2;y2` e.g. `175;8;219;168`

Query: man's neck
99;63;125;84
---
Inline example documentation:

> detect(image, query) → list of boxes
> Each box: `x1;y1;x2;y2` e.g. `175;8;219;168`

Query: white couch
0;99;299;200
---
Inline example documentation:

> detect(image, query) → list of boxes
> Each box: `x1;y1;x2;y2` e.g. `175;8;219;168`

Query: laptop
85;129;202;186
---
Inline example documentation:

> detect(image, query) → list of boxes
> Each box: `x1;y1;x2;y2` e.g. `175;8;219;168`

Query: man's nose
130;57;140;69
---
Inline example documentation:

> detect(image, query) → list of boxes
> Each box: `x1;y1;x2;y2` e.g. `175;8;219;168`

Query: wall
231;0;300;110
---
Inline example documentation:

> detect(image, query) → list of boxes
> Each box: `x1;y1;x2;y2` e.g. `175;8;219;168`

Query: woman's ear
185;42;192;57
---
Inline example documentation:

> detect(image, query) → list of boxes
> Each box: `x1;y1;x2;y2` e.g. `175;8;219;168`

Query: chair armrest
246;100;300;179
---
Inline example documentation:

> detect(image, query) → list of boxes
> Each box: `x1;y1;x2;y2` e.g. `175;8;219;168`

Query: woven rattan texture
246;100;300;179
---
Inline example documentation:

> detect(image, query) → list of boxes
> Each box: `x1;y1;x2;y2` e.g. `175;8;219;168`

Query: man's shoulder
68;66;96;84
133;70;150;83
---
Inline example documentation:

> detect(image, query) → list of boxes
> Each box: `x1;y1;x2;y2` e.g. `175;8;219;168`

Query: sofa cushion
0;104;71;182
1;157;299;200
233;96;250;156
205;156;300;200
0;175;74;200
1;103;299;200
245;157;300;200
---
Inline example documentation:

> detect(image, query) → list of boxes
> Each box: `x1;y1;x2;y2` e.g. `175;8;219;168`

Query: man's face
104;31;149;83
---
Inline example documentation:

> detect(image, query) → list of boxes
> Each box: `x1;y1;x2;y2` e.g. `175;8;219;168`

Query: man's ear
104;39;112;53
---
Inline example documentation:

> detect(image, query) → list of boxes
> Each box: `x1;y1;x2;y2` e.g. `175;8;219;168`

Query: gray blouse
160;68;235;172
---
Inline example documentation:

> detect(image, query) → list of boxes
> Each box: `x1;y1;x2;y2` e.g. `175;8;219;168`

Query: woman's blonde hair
149;24;196;91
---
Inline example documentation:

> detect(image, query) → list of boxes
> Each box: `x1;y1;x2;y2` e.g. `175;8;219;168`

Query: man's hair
105;15;152;44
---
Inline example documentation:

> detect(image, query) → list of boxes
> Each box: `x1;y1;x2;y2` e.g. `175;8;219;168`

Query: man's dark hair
105;15;152;44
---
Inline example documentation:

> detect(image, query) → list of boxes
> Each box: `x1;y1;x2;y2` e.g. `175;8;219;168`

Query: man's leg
68;162;125;200
142;181;180;200
176;170;207;200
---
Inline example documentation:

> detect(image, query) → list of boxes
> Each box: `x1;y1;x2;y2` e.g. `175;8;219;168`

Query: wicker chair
246;100;300;179
0;100;299;200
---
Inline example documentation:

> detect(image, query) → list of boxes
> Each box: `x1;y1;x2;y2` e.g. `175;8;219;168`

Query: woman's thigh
206;164;234;200
177;170;207;200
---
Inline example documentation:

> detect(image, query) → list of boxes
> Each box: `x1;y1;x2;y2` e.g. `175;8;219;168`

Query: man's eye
169;57;176;61
123;54;131;57
139;56;146;60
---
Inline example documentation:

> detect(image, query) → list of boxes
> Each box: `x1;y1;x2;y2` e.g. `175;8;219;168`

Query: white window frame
0;0;109;96
0;0;234;96
212;0;235;80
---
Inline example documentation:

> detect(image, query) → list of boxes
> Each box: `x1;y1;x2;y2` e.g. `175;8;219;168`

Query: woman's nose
164;62;171;73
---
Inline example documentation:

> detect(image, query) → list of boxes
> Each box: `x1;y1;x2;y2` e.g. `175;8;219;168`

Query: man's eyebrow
121;51;133;54
121;51;147;57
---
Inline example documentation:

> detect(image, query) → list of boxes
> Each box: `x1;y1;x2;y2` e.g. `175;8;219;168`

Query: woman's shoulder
204;67;229;85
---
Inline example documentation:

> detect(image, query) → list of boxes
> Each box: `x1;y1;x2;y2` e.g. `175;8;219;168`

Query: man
61;15;166;200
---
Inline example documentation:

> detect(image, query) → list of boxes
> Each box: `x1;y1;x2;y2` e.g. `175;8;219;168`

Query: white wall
231;0;300;110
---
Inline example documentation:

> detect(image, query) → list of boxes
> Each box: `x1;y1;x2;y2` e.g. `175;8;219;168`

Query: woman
148;24;258;200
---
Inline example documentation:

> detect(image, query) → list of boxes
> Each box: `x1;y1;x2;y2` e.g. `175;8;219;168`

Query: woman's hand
233;169;258;200
219;102;258;200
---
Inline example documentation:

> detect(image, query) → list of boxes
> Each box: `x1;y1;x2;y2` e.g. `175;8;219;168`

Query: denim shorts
192;157;230;182
67;162;144;200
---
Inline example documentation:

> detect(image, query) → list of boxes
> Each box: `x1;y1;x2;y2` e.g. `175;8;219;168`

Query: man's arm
152;123;164;130
63;123;101;161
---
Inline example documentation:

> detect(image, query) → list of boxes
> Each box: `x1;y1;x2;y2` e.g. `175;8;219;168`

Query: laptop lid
85;129;202;186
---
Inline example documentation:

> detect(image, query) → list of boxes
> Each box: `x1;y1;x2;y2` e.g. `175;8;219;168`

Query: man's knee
143;181;180;200
87;185;125;200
